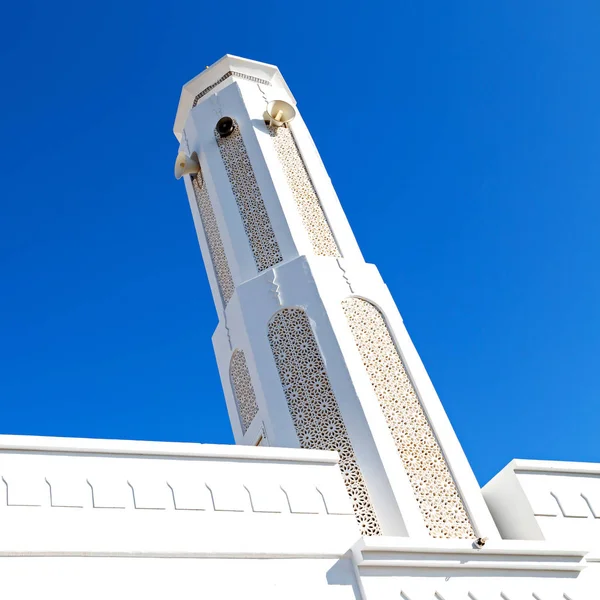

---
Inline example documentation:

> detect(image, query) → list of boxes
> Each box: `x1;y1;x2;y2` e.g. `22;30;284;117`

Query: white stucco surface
483;459;600;548
0;436;362;598
0;436;599;598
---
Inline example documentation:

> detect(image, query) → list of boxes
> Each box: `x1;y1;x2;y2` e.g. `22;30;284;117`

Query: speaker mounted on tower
264;100;296;127
174;151;200;179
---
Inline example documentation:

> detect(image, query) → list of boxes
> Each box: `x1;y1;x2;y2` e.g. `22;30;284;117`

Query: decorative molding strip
352;537;588;574
191;174;235;306
0;549;350;559
192;71;271;107
342;297;475;539
2;476;346;516
230;349;260;435
268;307;381;536
509;459;600;476
216;121;282;272
0;435;339;463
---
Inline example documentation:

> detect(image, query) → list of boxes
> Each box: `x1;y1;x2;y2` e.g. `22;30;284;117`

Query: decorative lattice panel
216;123;282;272
191;175;235;305
268;308;381;535
341;297;475;539
230;350;259;435
192;72;270;106
269;126;340;257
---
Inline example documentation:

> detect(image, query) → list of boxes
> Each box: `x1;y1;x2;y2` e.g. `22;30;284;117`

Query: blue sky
0;1;599;485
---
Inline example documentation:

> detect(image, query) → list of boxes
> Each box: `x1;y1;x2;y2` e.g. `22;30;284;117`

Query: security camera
216;117;235;138
474;537;488;549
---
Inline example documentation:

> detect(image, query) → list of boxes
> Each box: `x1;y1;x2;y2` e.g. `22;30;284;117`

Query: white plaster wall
484;460;600;550
3;437;600;599
353;537;599;600
0;436;364;598
358;571;594;600
0;557;361;600
0;436;360;557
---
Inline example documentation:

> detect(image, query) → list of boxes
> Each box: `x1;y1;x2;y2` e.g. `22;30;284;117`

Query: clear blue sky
0;1;598;485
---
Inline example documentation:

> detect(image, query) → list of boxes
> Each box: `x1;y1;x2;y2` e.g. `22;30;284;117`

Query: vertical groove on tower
341;297;475;539
268;126;340;257
230;349;259;435
216;123;282;272
191;174;235;305
267;307;381;536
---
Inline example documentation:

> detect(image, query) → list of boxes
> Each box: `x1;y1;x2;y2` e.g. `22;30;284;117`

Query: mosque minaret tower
173;55;499;541
0;53;595;600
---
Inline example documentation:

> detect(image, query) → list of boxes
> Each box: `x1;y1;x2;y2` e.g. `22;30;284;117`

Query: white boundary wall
0;437;599;598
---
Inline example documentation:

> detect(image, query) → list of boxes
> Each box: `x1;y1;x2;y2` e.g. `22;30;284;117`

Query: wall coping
0;434;339;464
495;459;600;478
352;537;589;573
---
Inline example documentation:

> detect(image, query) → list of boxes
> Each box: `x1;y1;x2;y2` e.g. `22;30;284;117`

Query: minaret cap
173;54;296;141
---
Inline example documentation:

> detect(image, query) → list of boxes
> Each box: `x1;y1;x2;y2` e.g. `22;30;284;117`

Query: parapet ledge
499;459;600;476
351;537;588;573
482;457;600;543
0;434;338;464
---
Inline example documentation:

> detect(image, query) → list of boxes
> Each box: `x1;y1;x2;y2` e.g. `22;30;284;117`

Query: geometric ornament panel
267;308;381;536
342;297;476;539
191;174;235;306
230;349;259;435
269;126;340;257
216;123;282;273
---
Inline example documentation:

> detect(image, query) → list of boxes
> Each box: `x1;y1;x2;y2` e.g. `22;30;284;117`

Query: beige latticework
230;350;259;435
269;126;340;257
268;308;381;536
216;124;282;272
191;175;235;305
341;297;475;539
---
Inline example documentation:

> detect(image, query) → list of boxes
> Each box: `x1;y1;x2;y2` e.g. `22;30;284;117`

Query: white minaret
173;55;499;540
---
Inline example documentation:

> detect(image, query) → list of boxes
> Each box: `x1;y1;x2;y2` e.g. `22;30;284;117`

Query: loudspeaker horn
264;100;296;127
174;152;200;179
